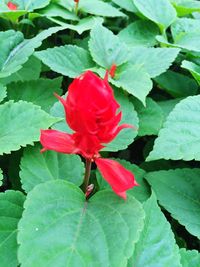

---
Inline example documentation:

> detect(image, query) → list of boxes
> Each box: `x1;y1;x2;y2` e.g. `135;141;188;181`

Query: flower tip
40;148;47;153
7;1;17;10
109;64;117;78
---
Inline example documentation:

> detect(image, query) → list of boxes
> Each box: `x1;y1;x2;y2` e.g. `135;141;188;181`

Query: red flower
40;70;138;199
7;1;17;10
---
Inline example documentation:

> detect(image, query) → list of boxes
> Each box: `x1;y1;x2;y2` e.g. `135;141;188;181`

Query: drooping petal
95;158;138;199
40;129;79;154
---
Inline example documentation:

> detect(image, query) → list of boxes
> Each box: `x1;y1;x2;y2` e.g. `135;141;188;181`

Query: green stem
83;159;92;193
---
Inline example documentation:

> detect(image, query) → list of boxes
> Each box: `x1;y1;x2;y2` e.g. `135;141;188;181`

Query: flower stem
83;159;92;193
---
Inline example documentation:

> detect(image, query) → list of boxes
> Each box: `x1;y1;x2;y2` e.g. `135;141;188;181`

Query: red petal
40;129;79;154
7;1;17;10
95;158;138;199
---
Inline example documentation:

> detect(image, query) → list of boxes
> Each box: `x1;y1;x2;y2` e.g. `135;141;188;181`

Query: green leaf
171;0;200;16
0;83;7;103
146;169;200;238
147;95;200;161
35;45;94;78
20;144;85;193
89;24;129;69
97;159;150;203
18;180;145;267
128;48;180;78
112;0;138;12
0;100;58;155
0;26;67;78
157;98;182;120
180;248;200;267
0;190;25;267
132;97;164;136
103;90;139;152
118;21;159;47
134;0;177;30
128;193;182;267
174;32;200;52
181;60;200;85
155;70;198;97
7;77;62;112
0;168;2;186
112;63;153;105
79;0;126;17
0;56;41;85
15;0;50;11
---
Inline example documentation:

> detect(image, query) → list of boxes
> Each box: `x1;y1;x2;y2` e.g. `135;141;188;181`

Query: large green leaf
134;0;177;30
118;21;159;47
171;18;200;40
78;0;126;17
154;70;198;97
132;97;164;136
20;144;85;193
128;47;180;78
128;193;181;267
35;45;94;78
0;26;66;78
0;83;6;103
102;90;139;152
181;60;200;85
0;100;58;155
146;169;200;238
18;180;145;267
0;190;25;267
15;0;50;11
147;95;200;161
89;24;129;69
7;77;62;112
0;56;41;85
97;159;150;203
180;248;200;267
112;63;153;105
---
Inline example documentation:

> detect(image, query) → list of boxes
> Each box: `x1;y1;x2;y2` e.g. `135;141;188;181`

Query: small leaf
7;77;62;112
118;21;159;47
18;180;145;267
146;169;200;238
181;60;200;85
147;95;200;161
0;168;3;186
134;0;177;30
128;193;182;267
180;248;200;267
0;56;41;85
0;83;7;103
15;0;50;11
89;23;129;69
0;26;67;78
155;70;198;97
0;190;25;267
171;0;200;16
20;144;85;193
132;97;164;136
112;0;138;12
128;47;180;78
112;63;153;105
0;101;58;155
79;0;126;17
35;45;95;78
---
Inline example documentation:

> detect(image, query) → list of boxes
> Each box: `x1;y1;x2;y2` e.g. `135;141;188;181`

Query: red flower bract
40;70;138;199
7;1;17;10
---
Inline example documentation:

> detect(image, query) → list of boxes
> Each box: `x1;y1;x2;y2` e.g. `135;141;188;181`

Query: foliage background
0;0;200;266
